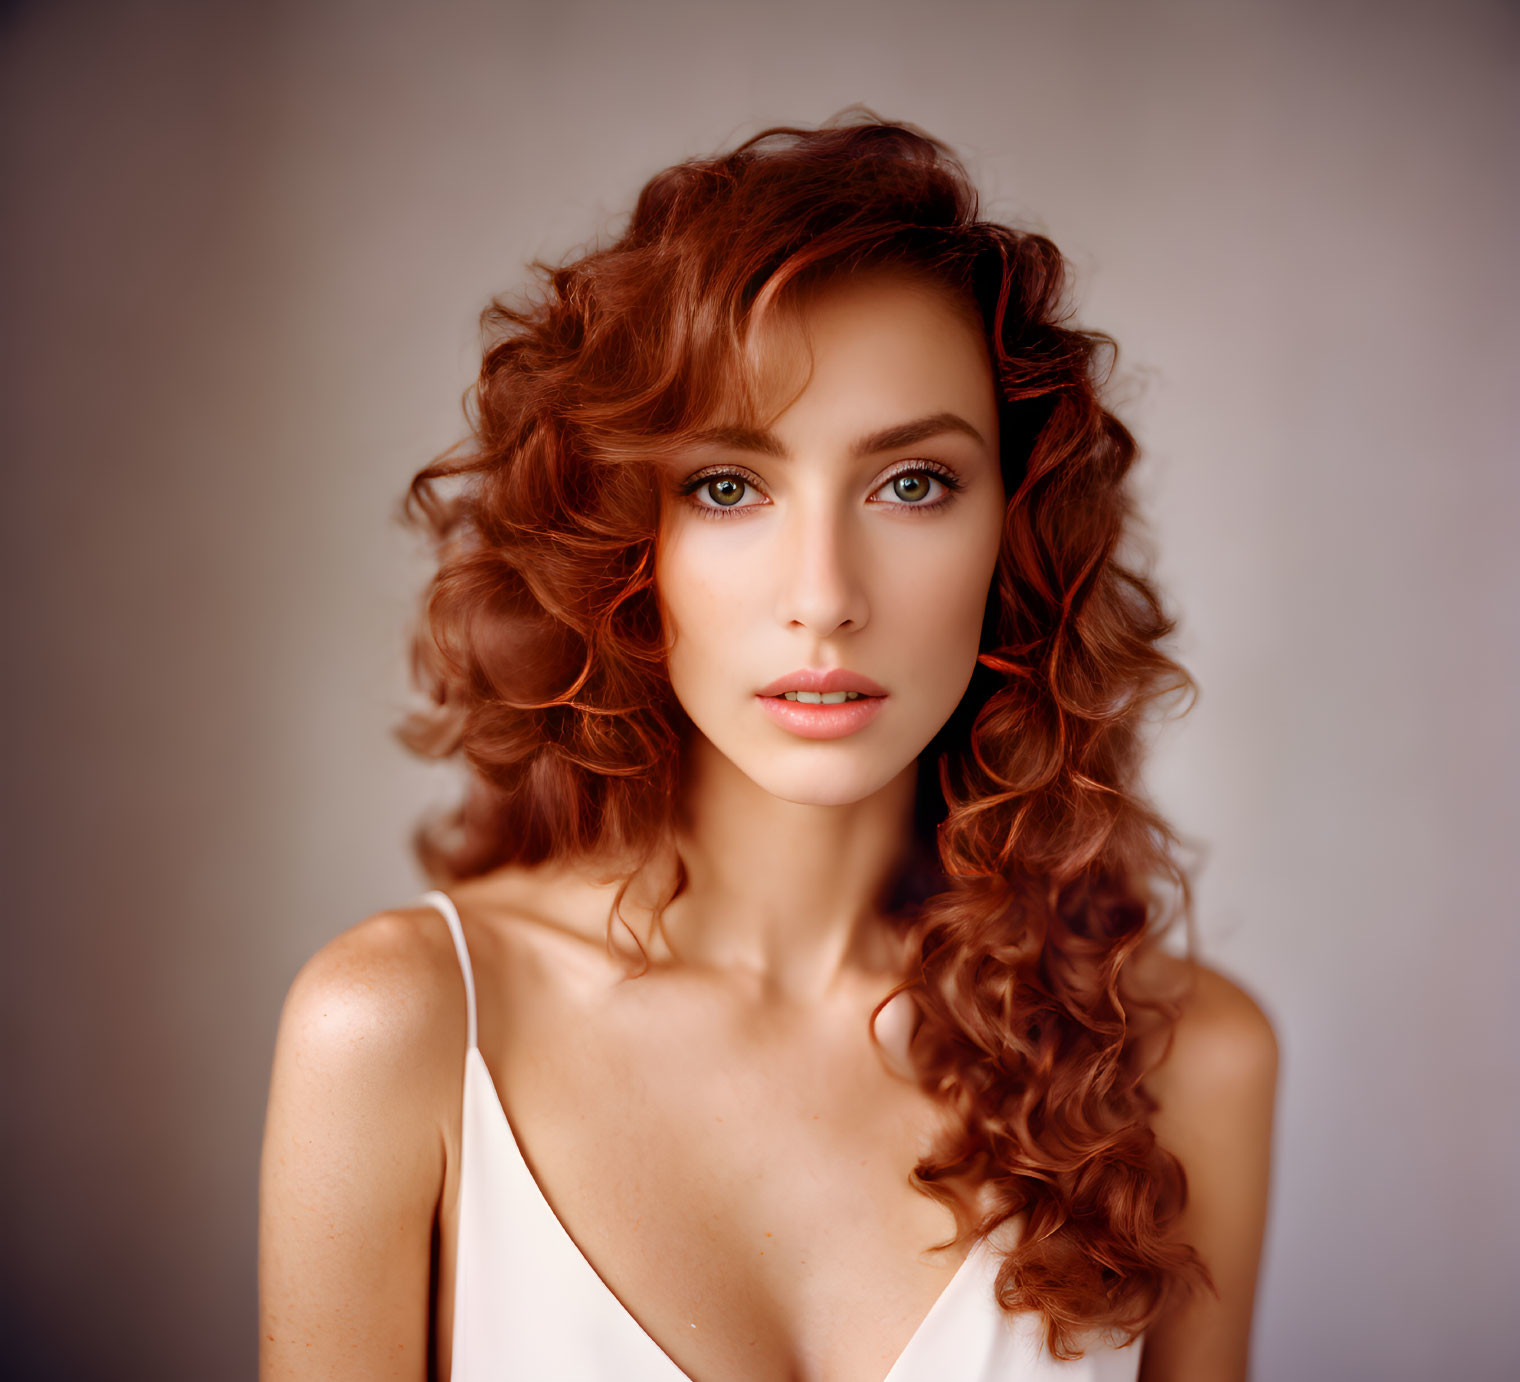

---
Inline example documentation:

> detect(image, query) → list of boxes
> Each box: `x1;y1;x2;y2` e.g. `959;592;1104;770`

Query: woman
259;114;1277;1381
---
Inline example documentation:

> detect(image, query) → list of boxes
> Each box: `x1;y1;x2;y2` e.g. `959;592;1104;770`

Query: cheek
656;528;760;675
877;526;999;658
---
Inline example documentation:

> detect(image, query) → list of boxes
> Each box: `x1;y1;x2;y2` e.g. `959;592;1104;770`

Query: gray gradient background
3;1;1516;1379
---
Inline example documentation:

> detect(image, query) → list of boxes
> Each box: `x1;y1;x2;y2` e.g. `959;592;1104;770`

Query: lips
756;689;888;740
755;668;888;698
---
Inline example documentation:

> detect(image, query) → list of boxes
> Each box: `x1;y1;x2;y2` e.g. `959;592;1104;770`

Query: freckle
765;1232;772;1237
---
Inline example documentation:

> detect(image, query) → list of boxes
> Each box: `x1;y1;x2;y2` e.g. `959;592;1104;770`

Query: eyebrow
686;410;987;460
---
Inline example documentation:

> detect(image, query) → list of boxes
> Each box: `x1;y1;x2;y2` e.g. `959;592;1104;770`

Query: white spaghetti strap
420;889;478;1052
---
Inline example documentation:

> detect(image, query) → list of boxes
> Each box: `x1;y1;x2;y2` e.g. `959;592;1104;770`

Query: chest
456;961;981;1381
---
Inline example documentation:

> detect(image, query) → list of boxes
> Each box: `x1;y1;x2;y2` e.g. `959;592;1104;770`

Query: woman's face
655;269;1005;807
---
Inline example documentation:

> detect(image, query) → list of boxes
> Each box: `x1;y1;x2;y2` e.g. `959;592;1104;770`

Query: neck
628;734;920;1003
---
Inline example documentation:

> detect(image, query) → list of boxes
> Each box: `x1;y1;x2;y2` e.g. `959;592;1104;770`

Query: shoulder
259;904;469;1370
267;902;472;1152
1129;957;1278;1379
1130;951;1279;1117
276;903;469;1078
1158;958;1278;1095
1128;953;1279;1226
260;904;468;1265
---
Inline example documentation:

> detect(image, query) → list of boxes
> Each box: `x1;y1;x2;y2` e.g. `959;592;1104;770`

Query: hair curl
398;110;1209;1357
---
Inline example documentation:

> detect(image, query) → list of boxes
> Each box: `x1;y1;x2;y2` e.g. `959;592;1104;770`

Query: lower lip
756;694;887;740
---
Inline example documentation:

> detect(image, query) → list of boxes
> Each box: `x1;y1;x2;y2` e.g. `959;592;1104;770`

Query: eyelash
677;461;965;520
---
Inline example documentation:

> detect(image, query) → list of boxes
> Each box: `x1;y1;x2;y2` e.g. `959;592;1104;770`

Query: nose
773;499;870;636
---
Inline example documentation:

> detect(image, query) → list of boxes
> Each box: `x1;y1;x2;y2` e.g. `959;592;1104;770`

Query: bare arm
1137;962;1279;1382
258;912;461;1380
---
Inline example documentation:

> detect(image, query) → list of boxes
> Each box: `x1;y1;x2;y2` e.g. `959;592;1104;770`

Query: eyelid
876;458;962;487
680;462;768;491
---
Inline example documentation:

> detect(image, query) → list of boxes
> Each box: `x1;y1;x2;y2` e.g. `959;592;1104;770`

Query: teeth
781;690;861;703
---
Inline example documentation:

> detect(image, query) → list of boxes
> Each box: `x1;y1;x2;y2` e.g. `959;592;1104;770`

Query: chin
733;747;912;808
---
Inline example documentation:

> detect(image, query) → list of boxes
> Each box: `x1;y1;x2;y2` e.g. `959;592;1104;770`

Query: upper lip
756;668;888;697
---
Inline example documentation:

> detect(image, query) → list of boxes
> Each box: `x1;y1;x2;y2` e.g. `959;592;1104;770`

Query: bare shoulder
1131;952;1279;1382
1125;948;1278;1110
274;902;469;1091
262;901;473;1204
1149;956;1277;1102
259;902;469;1379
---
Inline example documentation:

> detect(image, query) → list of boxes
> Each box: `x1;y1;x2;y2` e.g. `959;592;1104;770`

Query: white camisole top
422;890;1143;1381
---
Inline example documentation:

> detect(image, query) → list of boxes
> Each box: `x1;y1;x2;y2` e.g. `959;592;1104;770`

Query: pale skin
259;271;1277;1381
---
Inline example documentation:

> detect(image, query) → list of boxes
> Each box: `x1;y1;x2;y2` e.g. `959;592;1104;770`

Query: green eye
892;473;932;502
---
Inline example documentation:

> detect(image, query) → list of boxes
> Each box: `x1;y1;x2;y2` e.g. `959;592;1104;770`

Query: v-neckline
462;1047;990;1382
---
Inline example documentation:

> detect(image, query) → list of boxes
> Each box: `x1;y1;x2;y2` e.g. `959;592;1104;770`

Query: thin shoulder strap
419;889;478;1051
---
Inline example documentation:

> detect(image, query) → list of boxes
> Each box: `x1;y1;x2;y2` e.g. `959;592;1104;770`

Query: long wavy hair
398;111;1209;1356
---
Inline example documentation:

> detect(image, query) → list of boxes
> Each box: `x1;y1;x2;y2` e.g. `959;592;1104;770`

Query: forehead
719;268;998;443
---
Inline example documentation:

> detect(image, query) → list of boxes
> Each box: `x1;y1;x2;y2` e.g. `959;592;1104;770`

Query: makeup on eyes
676;459;966;518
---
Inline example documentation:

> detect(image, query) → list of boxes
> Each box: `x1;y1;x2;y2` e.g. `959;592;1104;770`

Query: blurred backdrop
2;1;1515;1378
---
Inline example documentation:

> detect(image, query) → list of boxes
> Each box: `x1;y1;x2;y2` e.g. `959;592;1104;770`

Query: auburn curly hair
397;110;1210;1357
